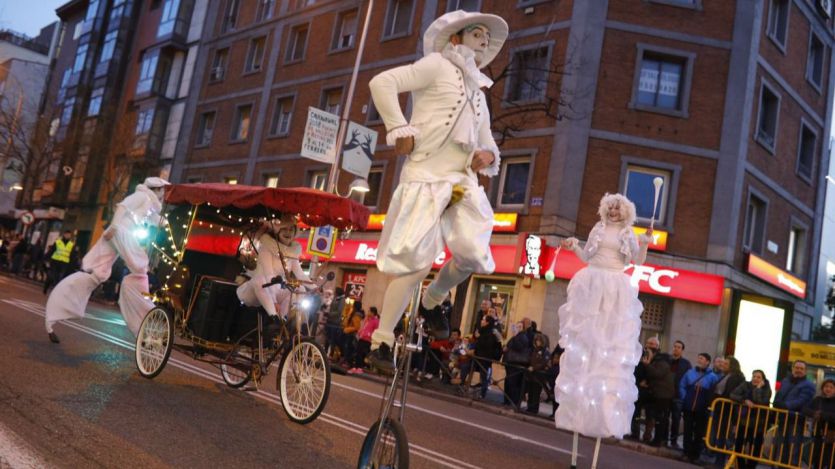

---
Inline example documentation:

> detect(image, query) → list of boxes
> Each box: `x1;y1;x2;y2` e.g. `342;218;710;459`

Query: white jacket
369;52;500;177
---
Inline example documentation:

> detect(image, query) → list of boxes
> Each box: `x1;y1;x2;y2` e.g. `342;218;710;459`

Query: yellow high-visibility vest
51;239;73;263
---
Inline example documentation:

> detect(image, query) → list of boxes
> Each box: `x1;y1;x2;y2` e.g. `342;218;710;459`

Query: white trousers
236;275;291;317
44;226;153;336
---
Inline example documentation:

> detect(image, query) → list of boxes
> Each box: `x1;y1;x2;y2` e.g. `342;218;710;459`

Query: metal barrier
705;397;834;469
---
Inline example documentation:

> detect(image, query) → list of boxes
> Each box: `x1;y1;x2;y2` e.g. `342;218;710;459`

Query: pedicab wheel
135;306;174;379
356;418;409;469
278;338;330;424
220;352;252;388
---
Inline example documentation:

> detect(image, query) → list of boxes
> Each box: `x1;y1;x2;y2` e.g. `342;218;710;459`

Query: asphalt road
0;274;697;468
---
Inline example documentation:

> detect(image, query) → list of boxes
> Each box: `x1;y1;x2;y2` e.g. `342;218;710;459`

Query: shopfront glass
470;278;515;337
735;298;787;398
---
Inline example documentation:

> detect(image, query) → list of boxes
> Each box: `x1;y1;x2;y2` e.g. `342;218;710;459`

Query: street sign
300;107;340;164
19;210;34;225
342;121;376;178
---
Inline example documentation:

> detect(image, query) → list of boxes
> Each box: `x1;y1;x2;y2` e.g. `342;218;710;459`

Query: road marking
1;298;484;469
0;421;48;468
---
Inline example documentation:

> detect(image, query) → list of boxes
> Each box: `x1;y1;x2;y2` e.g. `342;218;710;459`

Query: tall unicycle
278;337;331;424
135;306;174;379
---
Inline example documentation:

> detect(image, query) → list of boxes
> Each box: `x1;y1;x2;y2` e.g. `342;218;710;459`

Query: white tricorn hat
143;177;170;188
423;10;509;68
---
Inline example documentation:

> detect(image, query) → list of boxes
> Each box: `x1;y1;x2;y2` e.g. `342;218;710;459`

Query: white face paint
459;25;490;64
607;201;624;223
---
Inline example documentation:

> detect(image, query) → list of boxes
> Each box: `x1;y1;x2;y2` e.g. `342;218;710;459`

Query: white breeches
236;275;291;317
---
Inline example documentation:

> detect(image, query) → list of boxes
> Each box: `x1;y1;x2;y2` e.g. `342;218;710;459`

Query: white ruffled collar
441;43;494;90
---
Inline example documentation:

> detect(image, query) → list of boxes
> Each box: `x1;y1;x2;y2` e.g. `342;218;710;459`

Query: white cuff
385;125;420;146
477;146;501;177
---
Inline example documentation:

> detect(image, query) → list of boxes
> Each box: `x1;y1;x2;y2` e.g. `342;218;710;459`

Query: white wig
597;193;637;227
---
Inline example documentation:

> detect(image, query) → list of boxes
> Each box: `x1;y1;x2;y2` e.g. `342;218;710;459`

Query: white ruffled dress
554;222;647;439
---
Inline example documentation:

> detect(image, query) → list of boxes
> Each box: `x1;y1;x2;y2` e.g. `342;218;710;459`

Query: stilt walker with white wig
44;177;170;343
555;192;655;468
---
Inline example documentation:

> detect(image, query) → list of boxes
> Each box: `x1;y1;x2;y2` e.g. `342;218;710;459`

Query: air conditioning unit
210;66;225;81
819;0;832;18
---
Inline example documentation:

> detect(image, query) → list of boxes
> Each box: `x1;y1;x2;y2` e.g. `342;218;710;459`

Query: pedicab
133;183;369;424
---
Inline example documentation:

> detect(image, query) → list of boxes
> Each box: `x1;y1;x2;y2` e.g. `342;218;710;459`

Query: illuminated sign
632;227;668;252
516;233;545;279
364;212;518;232
746;253;807;299
788;340;835;368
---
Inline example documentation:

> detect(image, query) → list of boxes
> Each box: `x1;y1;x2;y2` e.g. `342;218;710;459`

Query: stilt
570;431;579;469
590;437;601;469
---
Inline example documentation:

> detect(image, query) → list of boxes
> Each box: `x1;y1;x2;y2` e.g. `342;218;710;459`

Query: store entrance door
469;278;516;338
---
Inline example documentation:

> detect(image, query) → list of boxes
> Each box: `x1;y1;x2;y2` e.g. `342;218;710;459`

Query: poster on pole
341;121;377;178
301;107;340;163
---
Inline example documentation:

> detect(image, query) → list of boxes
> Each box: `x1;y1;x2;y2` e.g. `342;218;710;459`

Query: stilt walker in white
365;10;508;369
556;192;657;468
44;177;170;343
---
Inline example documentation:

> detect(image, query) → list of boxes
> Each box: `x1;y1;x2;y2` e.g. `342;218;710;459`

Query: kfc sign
632;227;669;252
517;233;545;279
747;253;807;299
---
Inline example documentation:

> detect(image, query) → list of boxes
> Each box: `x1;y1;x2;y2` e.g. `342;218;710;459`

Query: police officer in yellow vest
43;230;75;294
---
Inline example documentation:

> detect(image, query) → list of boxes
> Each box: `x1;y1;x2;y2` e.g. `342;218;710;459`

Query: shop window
505;45;550;103
756;81;780;153
308;170;328;190
743;192;767;254
807;31;825;91
196;111;215;146
624;165;672;226
471;279;515;338
383;0;413;39
631;45;694;117
786;224;807;275
767;0;790;51
230;104;252;142
245;36;266;73
255;0;275;23
447;0;481;12
263;173;280;188
363;168;384;208
332;9;358;51
221;0;239;33
285;24;309;63
796;121;816;182
269;96;294;137
209;48;229;82
496;157;531;210
321;87;343;116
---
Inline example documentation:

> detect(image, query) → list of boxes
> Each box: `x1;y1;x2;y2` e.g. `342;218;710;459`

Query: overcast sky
0;0;64;38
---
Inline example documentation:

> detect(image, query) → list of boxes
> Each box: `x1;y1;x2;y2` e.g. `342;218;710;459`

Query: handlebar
262;276;285;289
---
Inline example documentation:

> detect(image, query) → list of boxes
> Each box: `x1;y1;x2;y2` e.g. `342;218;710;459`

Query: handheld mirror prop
544;246;561;283
650;177;664;230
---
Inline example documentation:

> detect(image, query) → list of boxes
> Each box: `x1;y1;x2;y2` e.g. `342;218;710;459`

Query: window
158;0;180;36
743;192;767;253
496;157;531;208
62;97;76;124
363;168;384;208
786;225;807;274
230;104;252;141
221;0;239;33
506;46;549;103
57;69;71;103
196;111;215;146
153;54;172;95
84;0;100;23
72;43;88;74
269;96;294;136
99;30;117;63
224;176;238;184
245;37;266;73
255;0;274;22
446;0;481;11
136;50;159;94
135;108;155;137
648;0;701;7
624;166;671;225
756;82;780;152
87;87;104;116
209;48;228;82
383;0;413;38
309;170;328;190
797;122;816;181
290;0;318;10
321;87;343;115
767;0;790;50
332;9;358;50
631;45;694;117
286;24;308;62
263;173;280;187
365;99;382;124
110;2;125;22
807;32;825;90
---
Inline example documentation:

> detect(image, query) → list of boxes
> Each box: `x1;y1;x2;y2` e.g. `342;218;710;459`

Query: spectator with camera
642;341;674;446
668;339;691;448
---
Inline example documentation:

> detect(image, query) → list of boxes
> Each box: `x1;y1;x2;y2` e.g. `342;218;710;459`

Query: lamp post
325;0;375;194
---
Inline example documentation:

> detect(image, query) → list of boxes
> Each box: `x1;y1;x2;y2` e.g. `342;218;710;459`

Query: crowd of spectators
628;336;834;468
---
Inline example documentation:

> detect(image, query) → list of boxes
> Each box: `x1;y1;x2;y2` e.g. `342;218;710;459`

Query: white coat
236;234;309;317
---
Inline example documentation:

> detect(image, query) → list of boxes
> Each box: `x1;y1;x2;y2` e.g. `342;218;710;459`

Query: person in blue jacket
772;360;816;465
678;352;720;464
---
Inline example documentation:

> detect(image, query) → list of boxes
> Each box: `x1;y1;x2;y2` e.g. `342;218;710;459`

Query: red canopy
164;183;370;231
